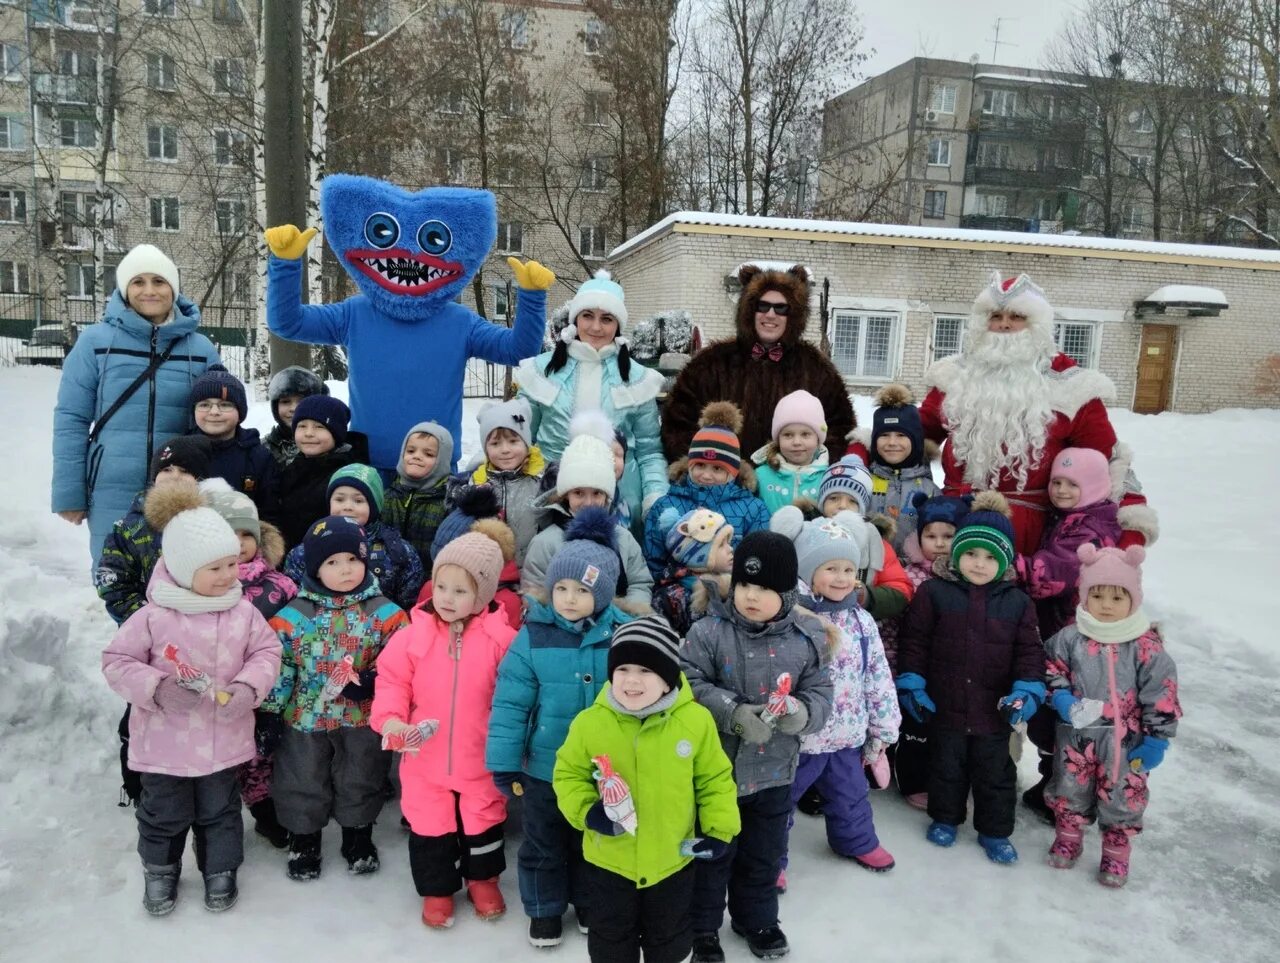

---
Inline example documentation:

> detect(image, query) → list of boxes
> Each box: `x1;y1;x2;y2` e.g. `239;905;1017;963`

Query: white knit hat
566;270;627;332
163;507;241;588
556;410;618;498
116;243;180;300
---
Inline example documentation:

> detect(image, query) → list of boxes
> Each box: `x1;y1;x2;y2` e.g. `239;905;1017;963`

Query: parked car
14;324;78;367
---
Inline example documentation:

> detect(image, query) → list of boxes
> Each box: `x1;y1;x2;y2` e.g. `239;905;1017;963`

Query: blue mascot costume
265;174;553;472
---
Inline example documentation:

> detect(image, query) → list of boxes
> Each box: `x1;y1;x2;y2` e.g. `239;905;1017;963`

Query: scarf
606;685;680;719
1074;605;1152;645
151;580;244;614
806;592;860;615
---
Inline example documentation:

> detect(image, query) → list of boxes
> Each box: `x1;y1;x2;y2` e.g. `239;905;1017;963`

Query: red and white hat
972;272;1053;333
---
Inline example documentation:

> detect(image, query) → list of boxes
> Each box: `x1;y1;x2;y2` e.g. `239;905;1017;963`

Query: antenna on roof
988;17;1018;62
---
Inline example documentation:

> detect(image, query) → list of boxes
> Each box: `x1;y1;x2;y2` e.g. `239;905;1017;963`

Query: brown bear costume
661;264;855;461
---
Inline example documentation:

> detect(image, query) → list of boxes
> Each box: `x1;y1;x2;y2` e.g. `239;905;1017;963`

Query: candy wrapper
761;673;795;728
161;644;212;695
322;654;357;701
592;754;638;836
1069;698;1106;730
381;719;440;753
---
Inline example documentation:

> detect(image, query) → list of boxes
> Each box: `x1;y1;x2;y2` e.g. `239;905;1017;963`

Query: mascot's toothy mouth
347;248;464;295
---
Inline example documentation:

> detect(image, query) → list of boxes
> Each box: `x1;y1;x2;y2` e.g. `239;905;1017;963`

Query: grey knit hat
397;420;454;490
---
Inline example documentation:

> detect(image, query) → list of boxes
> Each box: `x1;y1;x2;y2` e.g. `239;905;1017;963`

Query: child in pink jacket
371;517;518;929
102;482;282;918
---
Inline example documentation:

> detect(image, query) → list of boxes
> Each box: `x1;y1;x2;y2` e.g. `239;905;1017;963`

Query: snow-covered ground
2;366;1277;961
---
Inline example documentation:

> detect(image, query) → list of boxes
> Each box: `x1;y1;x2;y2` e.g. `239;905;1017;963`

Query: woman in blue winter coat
52;245;221;562
515;271;667;539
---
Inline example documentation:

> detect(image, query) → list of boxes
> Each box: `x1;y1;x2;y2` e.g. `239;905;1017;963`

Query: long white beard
943;326;1058;490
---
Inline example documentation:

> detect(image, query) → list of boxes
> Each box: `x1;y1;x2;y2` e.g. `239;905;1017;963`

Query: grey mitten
216;682;257;719
154;675;203;713
776;700;809;735
731;703;774;745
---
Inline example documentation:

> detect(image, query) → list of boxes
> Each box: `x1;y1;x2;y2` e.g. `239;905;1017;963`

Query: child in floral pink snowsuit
1043;544;1180;888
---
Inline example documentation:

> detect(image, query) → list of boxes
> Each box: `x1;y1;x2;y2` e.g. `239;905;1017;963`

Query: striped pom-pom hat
608;616;683;692
687;401;744;479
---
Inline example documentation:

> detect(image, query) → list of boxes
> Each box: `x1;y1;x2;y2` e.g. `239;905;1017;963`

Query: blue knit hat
546;507;620;615
870;384;923;469
819;456;872;513
293;395;350;447
328;464;385;525
665;508;734;571
431;484;500;562
950;492;1015;581
302;514;369;580
910;492;972;533
191;365;248;422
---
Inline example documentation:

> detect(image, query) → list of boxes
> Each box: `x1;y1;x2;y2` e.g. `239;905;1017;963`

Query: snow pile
1;366;1277;960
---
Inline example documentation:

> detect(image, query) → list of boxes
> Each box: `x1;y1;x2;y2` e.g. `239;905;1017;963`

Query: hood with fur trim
258;520;286;568
734;264;811;346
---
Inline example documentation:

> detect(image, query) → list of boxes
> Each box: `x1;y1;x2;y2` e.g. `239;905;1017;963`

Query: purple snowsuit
1017;499;1121;638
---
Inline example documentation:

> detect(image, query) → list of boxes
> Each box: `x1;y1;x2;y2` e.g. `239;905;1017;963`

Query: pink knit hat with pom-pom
1076;543;1145;609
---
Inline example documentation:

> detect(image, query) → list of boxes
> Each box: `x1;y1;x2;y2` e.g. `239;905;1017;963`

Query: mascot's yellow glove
264;225;319;260
507;257;555;292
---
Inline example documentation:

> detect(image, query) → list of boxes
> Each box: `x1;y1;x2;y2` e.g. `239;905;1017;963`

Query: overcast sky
859;0;1079;78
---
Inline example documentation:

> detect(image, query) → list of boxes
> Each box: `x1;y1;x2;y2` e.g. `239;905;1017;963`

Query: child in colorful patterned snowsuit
371;519;518;928
854;384;939;553
771;507;900;881
751;389;831;514
1043;544;1180;887
651;508;735;636
382;421;454;571
263;515;409;881
554;618;742;963
101;483;282;916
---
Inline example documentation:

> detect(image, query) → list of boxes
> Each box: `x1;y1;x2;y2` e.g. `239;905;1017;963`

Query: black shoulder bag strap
87;338;181;445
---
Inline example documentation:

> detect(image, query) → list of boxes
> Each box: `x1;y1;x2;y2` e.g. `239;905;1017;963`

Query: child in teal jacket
752;389;831;514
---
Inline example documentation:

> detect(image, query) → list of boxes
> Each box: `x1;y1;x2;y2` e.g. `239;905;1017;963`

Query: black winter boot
249;798;290;850
203;870;238;912
795;786;824;816
692;932;725;962
287;831;323;881
731;920;790;959
142;862;180;916
1021;772;1055;826
341;824;380;875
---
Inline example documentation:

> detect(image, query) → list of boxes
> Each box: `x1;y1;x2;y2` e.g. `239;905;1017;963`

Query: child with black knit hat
680;530;834;962
189;366;276;513
486;507;646;948
265;365;328;467
896;491;1044;865
849;384;938;553
383;420;454;570
261;514;409;881
273;395;362;550
554;617;742;963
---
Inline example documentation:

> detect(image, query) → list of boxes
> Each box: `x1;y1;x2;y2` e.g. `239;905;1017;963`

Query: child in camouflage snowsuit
382;421;454;570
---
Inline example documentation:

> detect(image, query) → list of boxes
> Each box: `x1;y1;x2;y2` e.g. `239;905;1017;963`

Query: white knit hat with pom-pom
144;480;241;588
555;410;618;499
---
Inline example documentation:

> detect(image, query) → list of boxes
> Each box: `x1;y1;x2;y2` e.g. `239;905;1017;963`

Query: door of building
1134;324;1177;414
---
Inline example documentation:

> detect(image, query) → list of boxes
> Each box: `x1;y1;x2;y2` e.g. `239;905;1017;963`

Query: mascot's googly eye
364;212;400;249
417;220;453;256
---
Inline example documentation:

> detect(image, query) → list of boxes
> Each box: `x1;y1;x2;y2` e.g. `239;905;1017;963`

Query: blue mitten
586;801;625;836
998;680;1046;725
1050;689;1080;724
1127;736;1168;773
896;672;936;724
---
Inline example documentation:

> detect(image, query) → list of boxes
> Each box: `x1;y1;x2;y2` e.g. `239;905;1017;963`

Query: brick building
607;211;1280;414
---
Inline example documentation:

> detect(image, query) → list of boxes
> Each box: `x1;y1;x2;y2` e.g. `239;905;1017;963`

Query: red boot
422;895;455;928
466;877;506;920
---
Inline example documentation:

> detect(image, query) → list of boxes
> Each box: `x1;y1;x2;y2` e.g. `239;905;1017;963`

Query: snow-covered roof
608;210;1280;268
732;260;811;278
973;71;1087;88
1139;285;1229;307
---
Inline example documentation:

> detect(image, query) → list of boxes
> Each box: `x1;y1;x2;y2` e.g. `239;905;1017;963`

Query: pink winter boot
1047;820;1084;869
852;846;895;873
904;793;928;811
1098;827;1131;887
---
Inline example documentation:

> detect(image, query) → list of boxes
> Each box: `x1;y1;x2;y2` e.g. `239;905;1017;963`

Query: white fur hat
116;243;180;300
972;272;1053;332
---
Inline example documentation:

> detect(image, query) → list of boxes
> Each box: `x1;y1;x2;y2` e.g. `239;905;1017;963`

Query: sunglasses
756;301;790;316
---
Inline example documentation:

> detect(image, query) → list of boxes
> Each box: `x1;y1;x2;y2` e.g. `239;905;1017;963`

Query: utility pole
263;0;311;372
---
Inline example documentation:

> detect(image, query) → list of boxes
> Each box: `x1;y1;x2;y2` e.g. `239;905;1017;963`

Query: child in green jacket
554;617;740;963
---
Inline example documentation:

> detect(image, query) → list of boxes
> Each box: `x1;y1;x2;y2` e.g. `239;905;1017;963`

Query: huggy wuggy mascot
264;175;554;473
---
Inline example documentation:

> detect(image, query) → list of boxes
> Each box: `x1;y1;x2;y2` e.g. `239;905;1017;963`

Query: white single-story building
606;212;1280;413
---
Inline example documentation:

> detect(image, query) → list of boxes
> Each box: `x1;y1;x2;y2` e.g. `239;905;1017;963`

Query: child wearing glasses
190;367;277;516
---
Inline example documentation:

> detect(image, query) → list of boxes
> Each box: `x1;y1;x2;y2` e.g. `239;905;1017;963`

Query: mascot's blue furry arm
265;173;553;472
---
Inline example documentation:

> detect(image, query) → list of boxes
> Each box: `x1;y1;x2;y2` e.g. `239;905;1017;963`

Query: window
144;0;175;16
923;189;947;219
496;82;524;117
501;9;529;49
583;19;603;54
981;89;1016;117
221;271;249;303
147;124;178;160
1035;196;1058;220
149;196;180;231
0;115;25;149
363;0;389;34
2;43;21;81
975;141;1011;168
1087;150;1104;177
1040;144;1073;170
213;128;246;165
1134;108;1154;133
60;116;95;147
436;4;464;38
437;88;463;115
976;193;1008;216
493;283;510;320
1044;94;1057;121
66;262;95;299
580;155;608;190
60;190;115;226
58;49;95;78
146;53;176;91
214;0;244;22
932;315;966;361
578;224;607;259
491;156;516;187
496;220;523;253
216;198;246;235
436;146;464;183
1054;321;1097;368
583;91;609;127
926;138;950;167
213;58;245;94
1121;202;1145;231
928;84;956;114
0;260;30;293
1129;153;1151;179
830;310;899;380
0;187;26;222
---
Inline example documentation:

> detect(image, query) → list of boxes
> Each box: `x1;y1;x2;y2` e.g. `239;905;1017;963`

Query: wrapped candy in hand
761;673;795;729
321;654;357;702
381;719;440;753
161;644;212;695
592;754;638;836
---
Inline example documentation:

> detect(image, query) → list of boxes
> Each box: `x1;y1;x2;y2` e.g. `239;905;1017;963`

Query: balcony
976;114;1087;140
39;221;122;253
32;73;97;105
29;1;109;32
960;215;1036;232
965;164;1081;190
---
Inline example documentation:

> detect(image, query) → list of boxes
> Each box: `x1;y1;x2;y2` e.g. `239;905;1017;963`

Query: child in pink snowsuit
371;518;518;929
101;482;282;917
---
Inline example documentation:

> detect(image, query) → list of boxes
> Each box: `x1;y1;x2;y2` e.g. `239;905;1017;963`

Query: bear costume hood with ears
319;174;497;321
734;264;811;346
